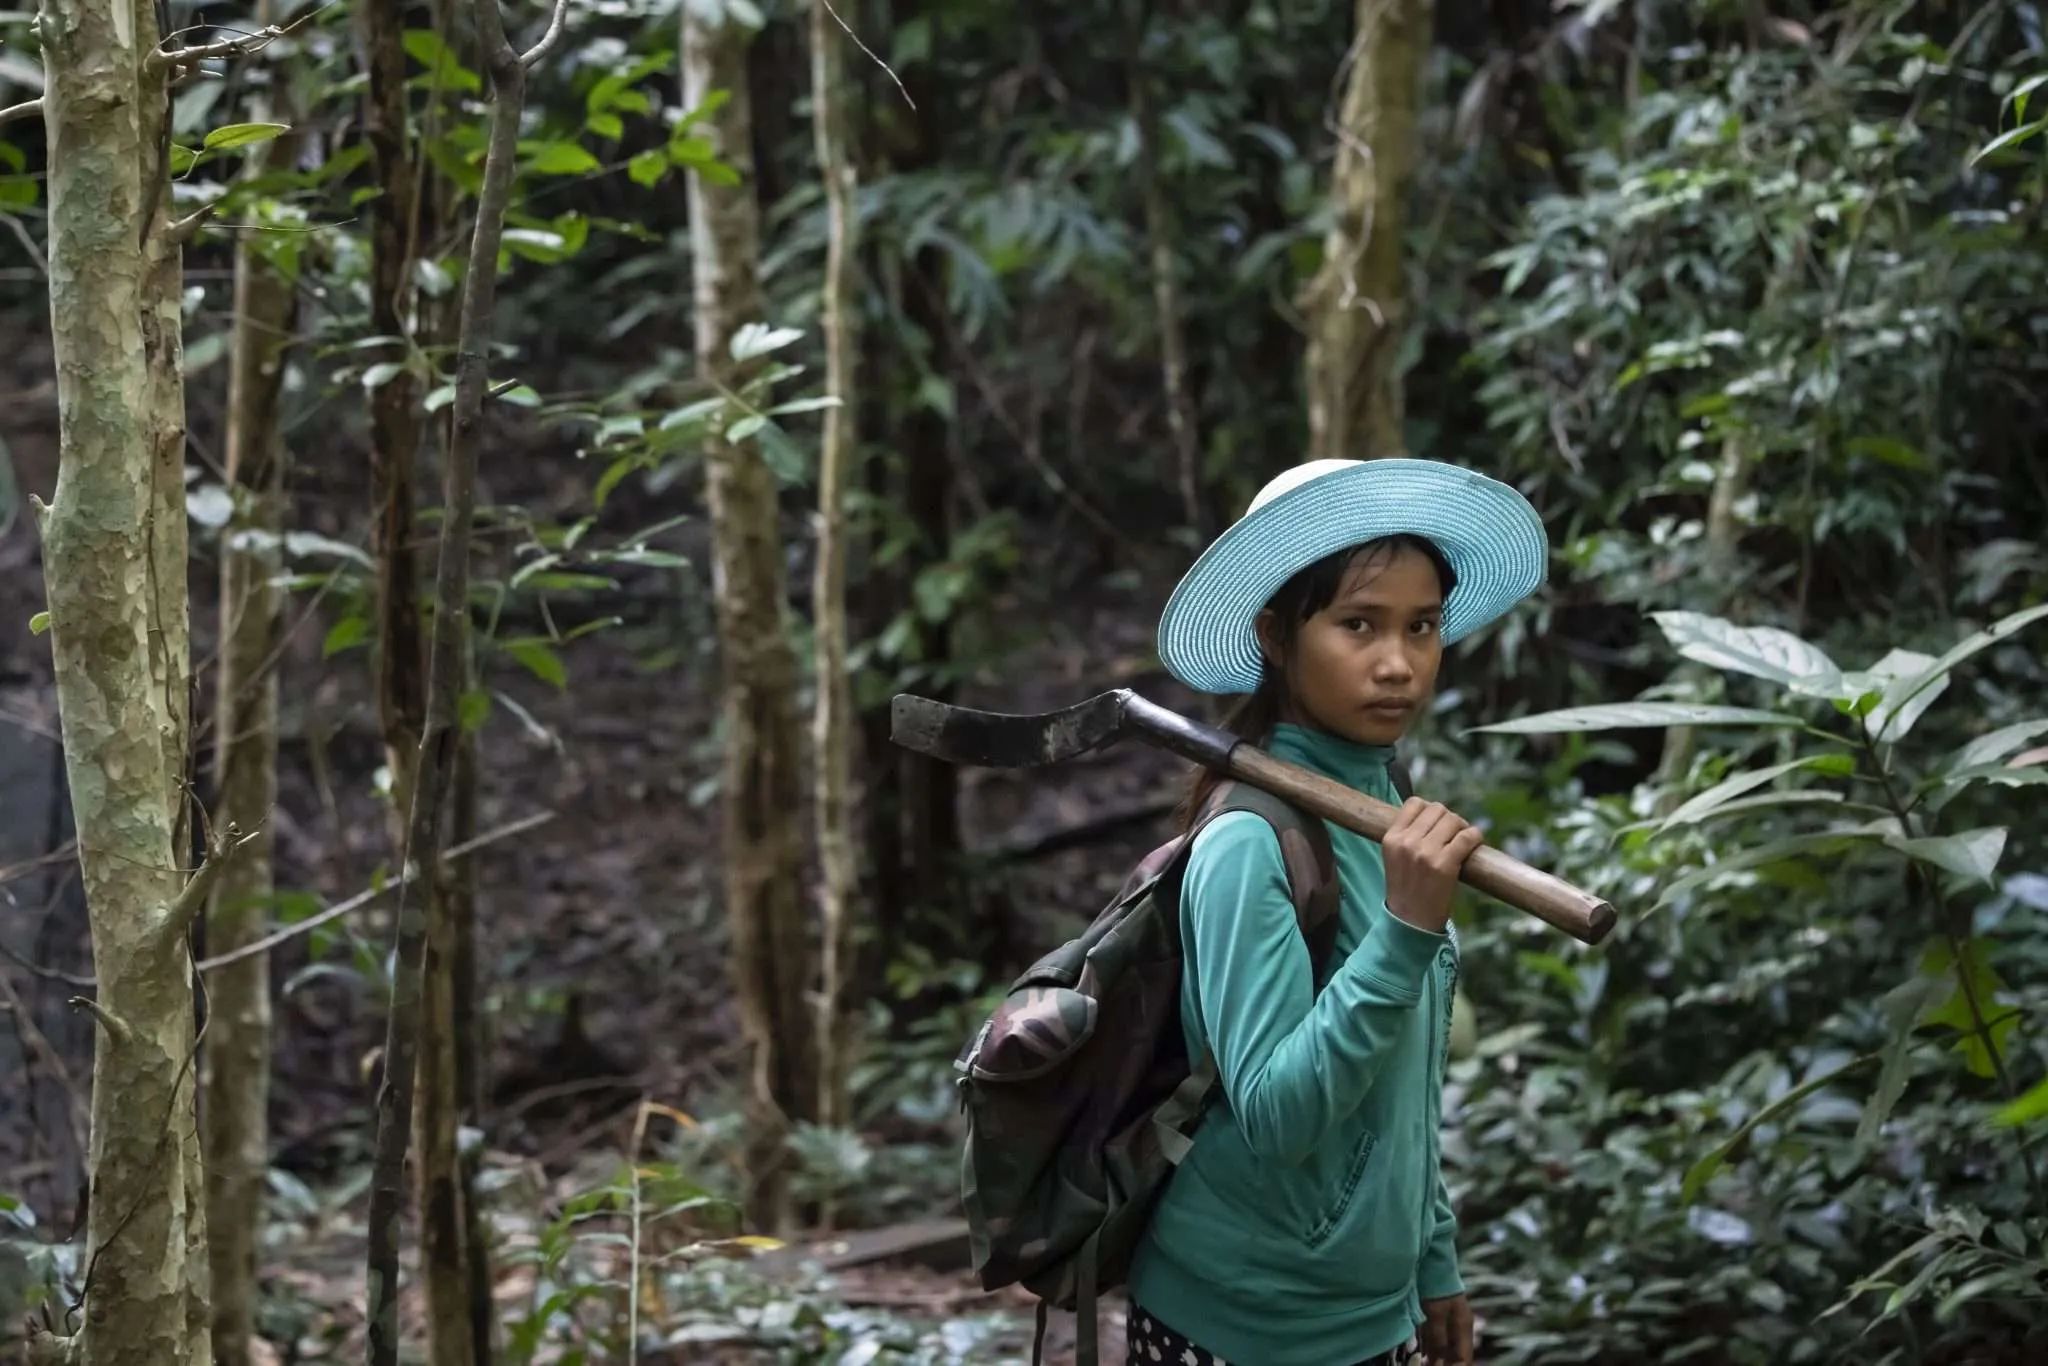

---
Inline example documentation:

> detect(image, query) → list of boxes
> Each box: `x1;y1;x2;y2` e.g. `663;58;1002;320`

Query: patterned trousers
1126;1301;1416;1366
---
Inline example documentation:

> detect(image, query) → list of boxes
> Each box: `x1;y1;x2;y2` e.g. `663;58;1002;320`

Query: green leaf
424;383;457;414
1658;756;1847;833
766;396;843;417
628;149;668;188
1468;702;1803;735
458;689;492;734
1993;1074;2048;1127
1886;828;2007;885
169;144;200;175
504;639;568;690
402;29;482;93
725;414;768;442
1946;718;2048;774
1845;436;1932;471
323;616;369;658
524;573;617;593
1925;762;2048;815
1650;611;1840;690
1862;648;1947;743
202;122;290;152
1970;116;2046;165
586;112;624;140
1875;604;2048;742
1682;1054;1877;1204
1860;972;1947;1144
361;362;406;390
525;142;602;176
729;323;804;362
496;385;542;408
593;456;638;510
1920;937;2017;1079
28;611;50;636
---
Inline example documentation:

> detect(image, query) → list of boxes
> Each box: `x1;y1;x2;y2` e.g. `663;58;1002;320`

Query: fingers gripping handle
1225;747;1615;946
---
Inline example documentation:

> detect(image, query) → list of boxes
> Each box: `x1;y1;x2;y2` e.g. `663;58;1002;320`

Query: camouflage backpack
953;766;1411;1365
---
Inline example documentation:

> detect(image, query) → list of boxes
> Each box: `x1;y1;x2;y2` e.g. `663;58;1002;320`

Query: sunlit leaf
323;616;369;658
524;142;601;176
1863;648;1947;742
1658;755;1850;833
729;323;804;362
1650;611;1840;690
1874;604;2048;742
628;149;668;188
504;639;568;690
1885;828;2007;885
1993;1074;2048;1127
202;122;290;152
1469;702;1803;734
28;611;50;636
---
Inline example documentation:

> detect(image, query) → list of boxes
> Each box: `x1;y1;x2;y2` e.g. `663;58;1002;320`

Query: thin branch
68;995;131;1044
169;202;219;246
197;809;554;974
1;212;47;276
0;98;42;129
519;0;574;69
819;0;914;110
165;820;253;940
149;5;332;72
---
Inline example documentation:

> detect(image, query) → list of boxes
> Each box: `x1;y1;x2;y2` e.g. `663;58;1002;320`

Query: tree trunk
1128;8;1207;537
683;1;819;1234
809;0;863;1149
1301;0;1432;462
32;0;211;1358
364;1;556;1359
203;55;300;1364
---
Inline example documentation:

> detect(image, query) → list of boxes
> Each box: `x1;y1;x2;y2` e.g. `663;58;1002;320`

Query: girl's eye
1410;619;1440;637
1342;618;1372;633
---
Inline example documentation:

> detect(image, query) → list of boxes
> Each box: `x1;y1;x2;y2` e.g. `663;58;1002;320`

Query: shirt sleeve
1180;810;1445;1166
1417;1169;1463;1299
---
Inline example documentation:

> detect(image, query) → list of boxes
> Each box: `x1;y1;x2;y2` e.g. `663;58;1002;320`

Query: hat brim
1157;458;1548;694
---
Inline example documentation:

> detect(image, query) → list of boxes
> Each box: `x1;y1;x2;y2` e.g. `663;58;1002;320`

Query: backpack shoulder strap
1390;757;1414;802
1193;782;1341;987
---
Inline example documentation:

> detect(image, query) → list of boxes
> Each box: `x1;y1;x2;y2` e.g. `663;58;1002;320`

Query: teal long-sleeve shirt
1128;723;1463;1366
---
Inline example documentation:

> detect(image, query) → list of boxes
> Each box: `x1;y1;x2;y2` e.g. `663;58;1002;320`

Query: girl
1125;457;1548;1366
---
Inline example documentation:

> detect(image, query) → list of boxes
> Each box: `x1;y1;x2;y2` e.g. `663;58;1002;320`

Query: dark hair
1174;533;1455;831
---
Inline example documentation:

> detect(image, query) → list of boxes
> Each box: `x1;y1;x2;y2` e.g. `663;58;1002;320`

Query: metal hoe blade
889;690;1133;769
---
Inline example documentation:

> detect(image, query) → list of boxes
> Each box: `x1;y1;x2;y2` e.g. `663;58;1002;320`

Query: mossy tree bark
30;0;220;1359
1301;0;1432;462
202;30;300;1359
683;0;819;1233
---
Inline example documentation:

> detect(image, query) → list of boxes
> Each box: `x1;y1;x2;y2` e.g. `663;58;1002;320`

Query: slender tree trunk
364;3;563;1360
1301;0;1432;461
31;0;213;1358
203;60;300;1364
683;0;819;1234
1128;7;1206;537
809;0;863;1149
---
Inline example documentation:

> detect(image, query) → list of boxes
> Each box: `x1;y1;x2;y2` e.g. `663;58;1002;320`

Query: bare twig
197;809;554;974
149;5;330;72
68;995;130;1044
0;97;42;129
819;0;914;110
519;0;573;69
2;212;48;275
165;818;251;939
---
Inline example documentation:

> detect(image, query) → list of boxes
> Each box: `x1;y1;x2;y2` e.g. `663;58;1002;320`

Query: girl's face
1257;544;1446;747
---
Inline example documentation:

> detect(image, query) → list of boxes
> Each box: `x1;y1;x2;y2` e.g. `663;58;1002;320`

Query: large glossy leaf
1885;827;2008;885
1924;763;2048;815
1863;648;1948;742
1873;603;2048;742
1658;755;1852;832
1944;718;2048;774
1656;830;1875;907
1469;702;1803;735
1651;611;1840;690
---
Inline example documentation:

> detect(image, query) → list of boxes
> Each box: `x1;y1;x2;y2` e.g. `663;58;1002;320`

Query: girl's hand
1419;1292;1476;1364
1383;799;1484;934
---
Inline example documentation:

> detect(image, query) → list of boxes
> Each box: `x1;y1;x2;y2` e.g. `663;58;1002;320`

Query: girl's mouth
1363;699;1414;715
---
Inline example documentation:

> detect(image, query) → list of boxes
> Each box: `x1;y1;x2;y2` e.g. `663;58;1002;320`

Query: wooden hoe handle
1229;747;1616;945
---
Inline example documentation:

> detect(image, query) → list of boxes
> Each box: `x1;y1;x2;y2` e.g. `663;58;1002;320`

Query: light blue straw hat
1157;457;1549;695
